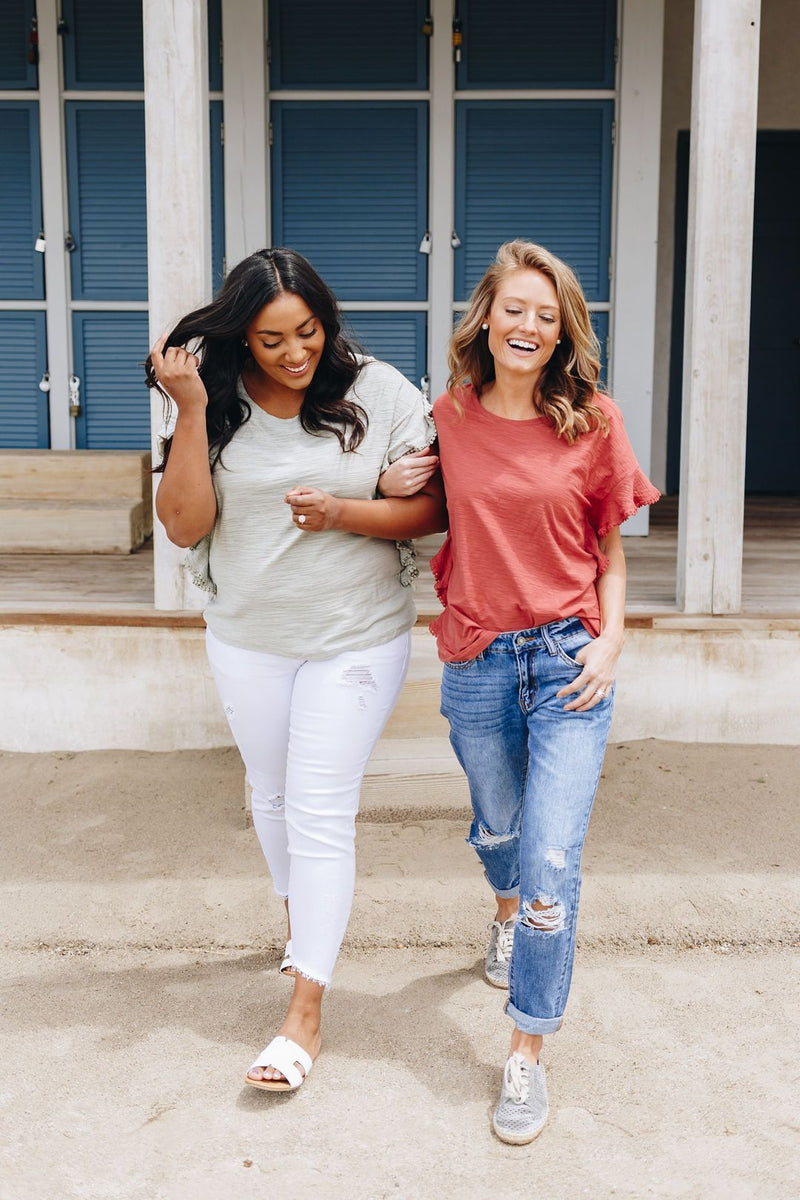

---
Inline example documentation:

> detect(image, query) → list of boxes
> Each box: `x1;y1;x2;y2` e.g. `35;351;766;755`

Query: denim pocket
553;630;593;670
443;654;482;672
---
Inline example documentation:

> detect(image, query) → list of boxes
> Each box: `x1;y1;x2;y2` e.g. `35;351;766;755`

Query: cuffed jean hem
505;998;563;1036
486;871;519;900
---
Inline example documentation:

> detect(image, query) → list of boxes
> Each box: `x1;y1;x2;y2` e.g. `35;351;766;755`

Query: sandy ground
1;741;799;1200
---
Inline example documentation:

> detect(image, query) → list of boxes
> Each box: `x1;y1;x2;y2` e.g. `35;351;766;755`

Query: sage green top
189;358;435;659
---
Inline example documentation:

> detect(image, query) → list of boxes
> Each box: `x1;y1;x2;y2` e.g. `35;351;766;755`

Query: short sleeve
378;368;436;474
586;400;660;537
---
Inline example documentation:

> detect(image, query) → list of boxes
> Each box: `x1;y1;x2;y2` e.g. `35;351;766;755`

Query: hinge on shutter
608;255;613;281
614;37;620;64
421;13;433;38
219;39;223;66
220;121;225;147
606;335;612;361
266;40;271;66
611;120;616;147
268;122;273;147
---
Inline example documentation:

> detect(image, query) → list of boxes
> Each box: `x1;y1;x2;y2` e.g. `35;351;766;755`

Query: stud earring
481;322;489;331
556;339;562;344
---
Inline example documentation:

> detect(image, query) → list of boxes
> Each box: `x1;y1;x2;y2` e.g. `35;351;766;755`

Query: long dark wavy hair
146;248;367;470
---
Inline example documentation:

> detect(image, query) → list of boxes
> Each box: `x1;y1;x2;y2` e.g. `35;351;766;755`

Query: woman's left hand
556;631;624;712
285;486;342;532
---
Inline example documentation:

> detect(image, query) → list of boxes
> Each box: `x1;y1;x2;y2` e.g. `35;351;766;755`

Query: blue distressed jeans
440;618;614;1035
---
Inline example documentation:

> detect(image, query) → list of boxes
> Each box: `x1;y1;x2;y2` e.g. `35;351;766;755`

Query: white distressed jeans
205;627;411;986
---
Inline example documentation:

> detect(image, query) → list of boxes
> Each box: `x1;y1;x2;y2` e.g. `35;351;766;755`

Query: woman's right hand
150;334;208;412
378;448;439;497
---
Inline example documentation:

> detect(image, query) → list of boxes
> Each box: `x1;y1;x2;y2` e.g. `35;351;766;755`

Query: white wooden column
143;0;211;610
221;0;268;266
37;0;72;449
677;0;761;613
612;0;664;535
427;0;456;400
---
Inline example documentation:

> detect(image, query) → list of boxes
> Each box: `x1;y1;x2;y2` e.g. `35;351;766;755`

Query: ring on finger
297;514;306;525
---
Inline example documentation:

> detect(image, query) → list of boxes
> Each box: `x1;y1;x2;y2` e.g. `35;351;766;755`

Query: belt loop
540;623;558;657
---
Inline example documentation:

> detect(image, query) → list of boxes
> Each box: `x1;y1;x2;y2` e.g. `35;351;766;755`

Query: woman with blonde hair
383;240;659;1143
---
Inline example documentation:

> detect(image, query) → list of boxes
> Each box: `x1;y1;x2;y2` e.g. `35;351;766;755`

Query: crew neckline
238;376;301;423
466;387;543;425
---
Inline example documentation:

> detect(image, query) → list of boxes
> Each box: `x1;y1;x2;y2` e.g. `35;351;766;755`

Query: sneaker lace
504;1053;531;1104
492;920;515;964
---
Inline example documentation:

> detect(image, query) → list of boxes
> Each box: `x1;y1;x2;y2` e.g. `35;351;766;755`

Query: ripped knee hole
520;895;567;932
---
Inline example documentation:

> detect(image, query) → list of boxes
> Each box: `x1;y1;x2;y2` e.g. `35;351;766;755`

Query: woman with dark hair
147;247;446;1094
382;240;659;1144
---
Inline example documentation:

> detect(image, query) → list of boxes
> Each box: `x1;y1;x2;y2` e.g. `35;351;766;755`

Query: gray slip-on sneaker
485;917;516;988
492;1053;549;1145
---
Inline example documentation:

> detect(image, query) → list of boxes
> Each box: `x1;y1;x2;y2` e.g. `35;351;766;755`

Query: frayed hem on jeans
289;958;330;989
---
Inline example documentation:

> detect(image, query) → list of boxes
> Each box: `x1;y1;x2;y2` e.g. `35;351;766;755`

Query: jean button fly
515;635;525;646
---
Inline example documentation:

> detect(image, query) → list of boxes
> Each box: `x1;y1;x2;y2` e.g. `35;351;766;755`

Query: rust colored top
430;387;660;662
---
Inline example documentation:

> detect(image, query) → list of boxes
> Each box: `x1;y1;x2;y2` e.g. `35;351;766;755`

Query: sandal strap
279;940;294;975
249;1036;313;1088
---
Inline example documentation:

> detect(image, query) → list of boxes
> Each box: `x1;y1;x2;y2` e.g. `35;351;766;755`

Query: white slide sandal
245;1036;314;1092
278;940;295;977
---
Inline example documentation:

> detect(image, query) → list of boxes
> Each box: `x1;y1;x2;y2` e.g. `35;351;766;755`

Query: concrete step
0;449;152;539
362;736;469;816
244;734;468;822
2;743;797;954
0;498;146;554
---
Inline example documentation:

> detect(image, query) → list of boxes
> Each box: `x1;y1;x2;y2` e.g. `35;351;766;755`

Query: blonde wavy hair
448;240;608;443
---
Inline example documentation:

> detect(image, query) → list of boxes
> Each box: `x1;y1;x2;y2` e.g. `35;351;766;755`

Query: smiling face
485;268;562;386
243;291;326;395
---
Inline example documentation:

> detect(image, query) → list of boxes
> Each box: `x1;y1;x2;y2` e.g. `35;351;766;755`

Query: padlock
68;374;81;417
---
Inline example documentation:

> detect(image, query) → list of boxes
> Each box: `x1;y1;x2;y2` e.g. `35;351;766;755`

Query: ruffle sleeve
183;533;216;595
379;375;436;473
589;467;661;539
428;532;453;608
370;363;438;587
586;400;660;538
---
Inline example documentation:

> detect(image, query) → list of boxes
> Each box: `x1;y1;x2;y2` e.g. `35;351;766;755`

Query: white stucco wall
650;0;800;491
2;623;799;751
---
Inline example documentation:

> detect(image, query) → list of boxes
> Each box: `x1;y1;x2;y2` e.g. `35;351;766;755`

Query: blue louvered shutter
65;102;148;301
454;101;614;303
61;0;221;90
62;0;144;90
457;0;616;89
210;100;225;294
208;0;223;90
0;313;49;448
0;102;43;300
342;313;427;385
72;313;151;450
269;0;428;90
0;0;38;87
591;311;609;388
271;102;428;302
